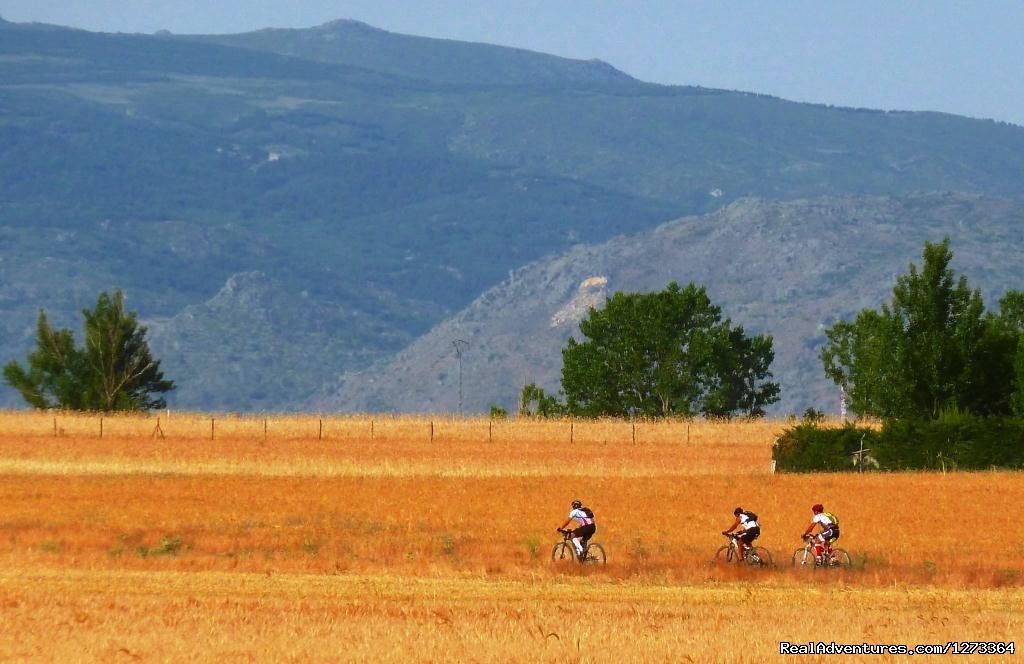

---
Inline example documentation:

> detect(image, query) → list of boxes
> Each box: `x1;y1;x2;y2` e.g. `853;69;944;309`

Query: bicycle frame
794;535;844;568
559;529;590;557
553;528;605;565
723;534;752;562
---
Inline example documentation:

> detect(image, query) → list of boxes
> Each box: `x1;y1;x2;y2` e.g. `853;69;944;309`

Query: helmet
812;503;824;513
571;500;582;509
733;507;743;516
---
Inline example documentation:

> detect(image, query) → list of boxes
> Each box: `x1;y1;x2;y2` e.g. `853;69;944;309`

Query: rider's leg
571;536;584;555
825;533;838;560
813;534;825;562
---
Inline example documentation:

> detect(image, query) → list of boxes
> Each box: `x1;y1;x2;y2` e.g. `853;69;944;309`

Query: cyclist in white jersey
557;500;596;560
801;503;840;565
722;506;761;561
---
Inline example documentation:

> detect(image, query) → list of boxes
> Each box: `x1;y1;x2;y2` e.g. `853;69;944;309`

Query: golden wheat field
0;411;1021;662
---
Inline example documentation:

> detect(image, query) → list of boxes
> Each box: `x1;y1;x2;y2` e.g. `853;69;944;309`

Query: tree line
5;238;1023;421
522;237;1023;421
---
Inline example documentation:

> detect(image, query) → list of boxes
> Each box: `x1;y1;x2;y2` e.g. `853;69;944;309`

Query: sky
2;1;1022;126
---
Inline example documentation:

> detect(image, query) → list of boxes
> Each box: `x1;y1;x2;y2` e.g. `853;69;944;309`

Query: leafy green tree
4;290;174;411
995;291;1024;415
821;239;1019;419
559;282;779;418
518;382;565;417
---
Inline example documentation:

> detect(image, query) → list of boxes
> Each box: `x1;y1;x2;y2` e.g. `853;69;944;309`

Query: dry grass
0;411;1019;661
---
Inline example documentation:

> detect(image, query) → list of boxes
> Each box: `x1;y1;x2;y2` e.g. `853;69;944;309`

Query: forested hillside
2;18;1024;411
318;195;1024;415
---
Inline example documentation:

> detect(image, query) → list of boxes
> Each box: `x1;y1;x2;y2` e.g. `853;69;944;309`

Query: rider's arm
801;521;816;538
723;517;740;534
558;518;572;530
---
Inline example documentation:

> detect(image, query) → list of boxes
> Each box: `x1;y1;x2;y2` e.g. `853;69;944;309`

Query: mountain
316;194;1024;416
188;19;635;86
2;19;1024;411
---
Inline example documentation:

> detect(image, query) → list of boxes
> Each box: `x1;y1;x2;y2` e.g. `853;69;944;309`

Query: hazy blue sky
3;1;1021;126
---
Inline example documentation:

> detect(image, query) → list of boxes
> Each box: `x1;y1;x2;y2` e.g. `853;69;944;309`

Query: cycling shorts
573;523;596;541
737;527;760;544
819;526;839;542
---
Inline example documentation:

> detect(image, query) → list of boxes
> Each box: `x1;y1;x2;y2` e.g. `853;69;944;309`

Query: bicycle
552;529;606;565
714;533;773;567
792;535;851;569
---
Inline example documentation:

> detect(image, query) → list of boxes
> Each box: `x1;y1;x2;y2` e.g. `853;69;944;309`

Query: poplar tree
821;239;1020;418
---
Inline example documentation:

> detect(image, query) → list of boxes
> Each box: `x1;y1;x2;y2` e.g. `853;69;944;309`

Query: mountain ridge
183;18;637;87
3;21;1024;411
316;193;1024;416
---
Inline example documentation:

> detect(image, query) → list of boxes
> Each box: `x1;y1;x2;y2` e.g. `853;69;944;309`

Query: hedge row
772;415;1024;471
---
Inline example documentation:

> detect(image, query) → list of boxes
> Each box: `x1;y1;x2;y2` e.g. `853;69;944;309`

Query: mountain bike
792;535;851;569
715;533;773;567
552;529;606;565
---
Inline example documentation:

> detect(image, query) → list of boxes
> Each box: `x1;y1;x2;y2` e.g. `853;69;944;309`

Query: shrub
774;414;1024;471
875;414;1024;470
772;423;878;472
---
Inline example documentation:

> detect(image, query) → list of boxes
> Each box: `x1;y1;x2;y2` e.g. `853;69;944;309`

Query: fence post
211;418;215;441
489;419;493;443
319;419;323;441
570;420;574;445
430;421;434;443
632;422;636;445
53;417;57;437
100;417;103;439
264;418;268;441
370;420;374;440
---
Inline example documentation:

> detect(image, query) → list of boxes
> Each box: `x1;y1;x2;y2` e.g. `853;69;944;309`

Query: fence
0;411;794;447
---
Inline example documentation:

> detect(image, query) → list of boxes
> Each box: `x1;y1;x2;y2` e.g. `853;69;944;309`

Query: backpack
824;511;839;527
581;506;594;519
743;510;758;522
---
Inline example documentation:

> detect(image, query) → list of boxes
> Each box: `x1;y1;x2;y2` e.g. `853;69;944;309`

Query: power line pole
452;339;469;416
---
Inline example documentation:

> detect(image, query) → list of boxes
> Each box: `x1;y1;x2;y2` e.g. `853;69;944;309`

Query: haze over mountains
2;17;1023;414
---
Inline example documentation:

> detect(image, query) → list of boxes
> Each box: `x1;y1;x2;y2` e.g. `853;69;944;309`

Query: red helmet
812;503;824;513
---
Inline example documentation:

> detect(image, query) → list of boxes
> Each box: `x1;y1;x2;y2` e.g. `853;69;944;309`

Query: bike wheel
791;546;816;570
582;543;606;565
747;546;773;567
552;541;576;563
715;545;736;564
828;548;852;568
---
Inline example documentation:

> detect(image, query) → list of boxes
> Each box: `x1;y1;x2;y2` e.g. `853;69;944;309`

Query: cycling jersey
569;508;594;526
738;512;759;530
812;512;835;528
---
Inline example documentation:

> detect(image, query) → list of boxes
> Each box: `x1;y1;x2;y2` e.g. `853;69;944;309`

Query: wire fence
0;411;804;446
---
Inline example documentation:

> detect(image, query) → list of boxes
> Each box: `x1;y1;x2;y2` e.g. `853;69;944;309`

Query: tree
559;282;779;418
820;239;1019;419
518;382;565;417
4;290;175;411
995;291;1024;416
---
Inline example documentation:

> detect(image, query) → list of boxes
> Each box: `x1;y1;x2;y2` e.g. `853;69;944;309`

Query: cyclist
722;507;760;561
557;500;596;561
801;503;840;565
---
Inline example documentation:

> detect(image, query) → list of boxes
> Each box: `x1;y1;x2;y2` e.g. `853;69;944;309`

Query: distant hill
3;19;1024;411
187;19;635;86
315;194;1024;416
